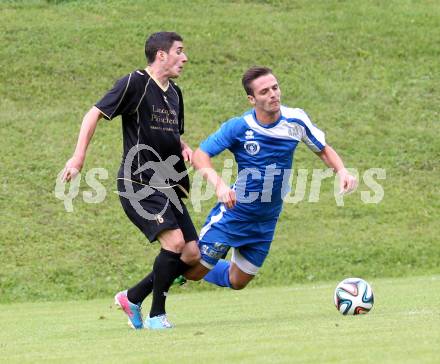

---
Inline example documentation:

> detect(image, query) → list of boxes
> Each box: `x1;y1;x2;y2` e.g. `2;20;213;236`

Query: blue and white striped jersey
200;106;326;220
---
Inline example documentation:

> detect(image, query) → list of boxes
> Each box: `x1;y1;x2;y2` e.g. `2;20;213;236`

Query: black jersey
95;69;190;196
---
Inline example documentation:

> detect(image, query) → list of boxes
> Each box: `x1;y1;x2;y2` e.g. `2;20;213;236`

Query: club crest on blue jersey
244;141;260;155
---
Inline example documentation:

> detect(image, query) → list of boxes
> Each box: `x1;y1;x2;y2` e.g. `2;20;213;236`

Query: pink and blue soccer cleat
145;314;174;330
114;290;143;329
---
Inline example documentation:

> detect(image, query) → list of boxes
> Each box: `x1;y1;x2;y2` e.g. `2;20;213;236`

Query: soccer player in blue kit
184;66;357;289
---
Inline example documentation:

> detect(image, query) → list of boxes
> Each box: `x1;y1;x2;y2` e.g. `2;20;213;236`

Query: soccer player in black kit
62;32;200;329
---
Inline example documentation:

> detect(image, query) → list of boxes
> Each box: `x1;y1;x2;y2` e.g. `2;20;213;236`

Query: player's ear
158;50;167;62
247;94;256;106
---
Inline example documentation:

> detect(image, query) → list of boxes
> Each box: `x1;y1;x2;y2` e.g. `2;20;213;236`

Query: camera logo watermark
117;144;186;220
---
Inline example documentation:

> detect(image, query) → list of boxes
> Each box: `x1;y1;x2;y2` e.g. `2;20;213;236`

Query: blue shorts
198;203;278;273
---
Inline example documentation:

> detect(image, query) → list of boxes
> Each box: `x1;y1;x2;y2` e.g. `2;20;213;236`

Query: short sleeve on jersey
199;118;239;157
95;73;138;120
295;109;326;152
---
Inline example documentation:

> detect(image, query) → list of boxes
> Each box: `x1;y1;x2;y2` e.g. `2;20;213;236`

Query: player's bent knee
229;277;249;290
181;252;200;266
229;261;255;290
187;246;201;264
187;250;201;265
164;239;186;253
181;241;201;265
158;229;187;253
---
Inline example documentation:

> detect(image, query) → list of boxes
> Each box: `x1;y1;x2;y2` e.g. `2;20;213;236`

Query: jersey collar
145;68;169;92
251;109;283;129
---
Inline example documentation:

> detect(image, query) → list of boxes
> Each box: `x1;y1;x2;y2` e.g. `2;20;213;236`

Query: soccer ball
334;278;374;315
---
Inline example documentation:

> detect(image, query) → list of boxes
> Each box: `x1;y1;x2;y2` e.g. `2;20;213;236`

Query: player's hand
62;156;83;182
216;183;236;209
181;144;193;164
337;168;357;195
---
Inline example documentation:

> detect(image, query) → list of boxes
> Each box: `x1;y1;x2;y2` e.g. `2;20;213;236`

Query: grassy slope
0;0;439;302
0;276;439;364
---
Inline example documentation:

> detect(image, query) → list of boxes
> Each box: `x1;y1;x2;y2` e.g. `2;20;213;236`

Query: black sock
126;256;191;306
127;271;154;304
177;259;192;275
149;248;182;318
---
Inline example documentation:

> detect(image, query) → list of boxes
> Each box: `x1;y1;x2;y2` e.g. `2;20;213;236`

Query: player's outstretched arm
317;145;357;194
62;106;103;182
192;148;236;208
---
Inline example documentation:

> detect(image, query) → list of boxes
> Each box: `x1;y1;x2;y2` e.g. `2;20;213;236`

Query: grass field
1;0;439;303
1;1;439;362
1;275;439;364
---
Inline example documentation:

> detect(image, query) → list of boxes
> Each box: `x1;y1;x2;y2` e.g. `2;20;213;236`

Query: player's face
248;74;281;115
161;41;187;78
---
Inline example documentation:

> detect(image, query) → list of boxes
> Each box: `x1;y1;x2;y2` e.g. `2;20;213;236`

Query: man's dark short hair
145;32;183;64
242;66;273;96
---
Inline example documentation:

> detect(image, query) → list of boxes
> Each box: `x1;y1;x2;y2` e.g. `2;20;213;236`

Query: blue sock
203;260;232;288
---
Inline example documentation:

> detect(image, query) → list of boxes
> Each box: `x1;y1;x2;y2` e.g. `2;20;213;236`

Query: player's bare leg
180;240;200;265
171;240;200;286
185;260;255;290
158;228;185;253
184;262;210;281
228;262;254;290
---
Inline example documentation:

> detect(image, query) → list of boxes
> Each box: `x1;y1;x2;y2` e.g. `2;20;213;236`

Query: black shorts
117;178;198;243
